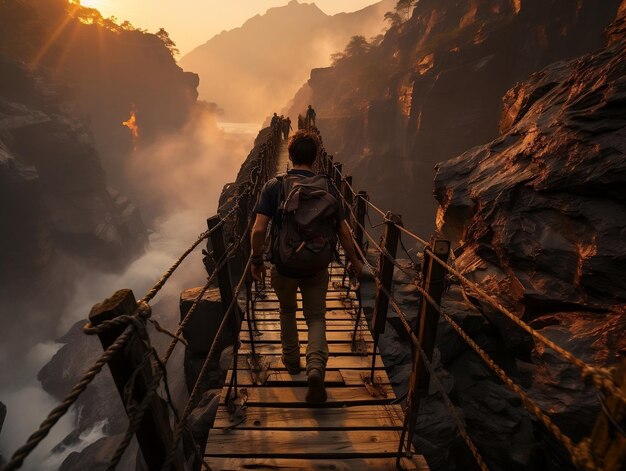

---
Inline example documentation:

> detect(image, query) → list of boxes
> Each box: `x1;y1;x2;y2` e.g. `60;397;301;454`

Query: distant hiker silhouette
306;105;316;129
282;117;292;140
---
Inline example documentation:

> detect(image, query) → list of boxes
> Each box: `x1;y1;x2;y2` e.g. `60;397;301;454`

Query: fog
0;103;256;468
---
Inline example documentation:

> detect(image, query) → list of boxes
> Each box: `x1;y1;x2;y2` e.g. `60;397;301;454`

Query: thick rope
333;177;624;407
2;327;134;471
349;230;489;470
347;208;598;469
161;256;252;470
423;247;625;405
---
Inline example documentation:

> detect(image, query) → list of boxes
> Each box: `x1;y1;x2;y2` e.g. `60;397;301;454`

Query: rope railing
323;152;623;401
347;208;490;471
1;120;282;471
320;150;622;471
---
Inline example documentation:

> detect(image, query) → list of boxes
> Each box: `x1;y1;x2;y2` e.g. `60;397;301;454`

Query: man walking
282;116;292;140
250;131;362;403
306;104;316;128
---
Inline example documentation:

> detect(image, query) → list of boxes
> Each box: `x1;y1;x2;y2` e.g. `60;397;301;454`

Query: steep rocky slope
0;58;147;358
426;3;626;470
0;0;199;199
290;0;622;236
180;0;394;122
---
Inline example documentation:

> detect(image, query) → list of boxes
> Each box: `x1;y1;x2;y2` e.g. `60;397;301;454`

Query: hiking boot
281;356;301;375
305;368;327;403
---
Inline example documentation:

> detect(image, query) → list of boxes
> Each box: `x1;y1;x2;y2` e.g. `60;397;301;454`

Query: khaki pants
270;266;329;374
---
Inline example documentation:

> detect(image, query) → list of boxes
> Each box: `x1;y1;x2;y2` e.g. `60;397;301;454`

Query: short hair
288;131;319;166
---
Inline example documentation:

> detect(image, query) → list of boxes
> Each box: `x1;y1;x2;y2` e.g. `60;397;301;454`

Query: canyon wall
290;0;622;236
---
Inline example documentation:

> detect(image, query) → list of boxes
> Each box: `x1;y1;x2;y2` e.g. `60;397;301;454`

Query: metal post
401;238;450;460
414;239;450;393
588;356;626;470
326;154;334;177
370;212;402;381
333;163;343;191
343;175;354;220
88;290;182;470
355;191;368;253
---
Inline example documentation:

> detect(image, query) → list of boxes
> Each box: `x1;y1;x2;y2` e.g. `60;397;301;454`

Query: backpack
273;173;338;275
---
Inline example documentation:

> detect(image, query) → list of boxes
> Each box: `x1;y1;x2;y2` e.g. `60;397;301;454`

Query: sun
70;0;105;9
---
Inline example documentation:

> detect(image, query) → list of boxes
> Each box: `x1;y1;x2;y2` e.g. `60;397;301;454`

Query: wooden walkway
205;259;428;470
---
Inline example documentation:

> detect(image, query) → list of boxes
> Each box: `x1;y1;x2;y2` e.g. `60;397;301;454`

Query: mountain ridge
180;0;394;122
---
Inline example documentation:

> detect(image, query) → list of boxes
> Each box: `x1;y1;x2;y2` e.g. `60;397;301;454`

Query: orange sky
76;0;382;56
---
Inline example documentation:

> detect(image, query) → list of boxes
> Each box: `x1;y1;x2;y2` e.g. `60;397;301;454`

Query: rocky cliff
425;3;626;470
180;0;394;123
0;0;200;204
290;0;622;236
0;57;147;360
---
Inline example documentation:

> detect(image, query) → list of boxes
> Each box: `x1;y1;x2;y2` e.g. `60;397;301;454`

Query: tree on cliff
395;0;417;20
156;27;180;57
331;35;372;65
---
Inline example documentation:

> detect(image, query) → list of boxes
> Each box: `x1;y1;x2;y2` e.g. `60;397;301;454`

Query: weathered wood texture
204;260;427;470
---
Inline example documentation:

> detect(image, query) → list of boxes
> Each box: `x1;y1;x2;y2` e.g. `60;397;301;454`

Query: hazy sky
77;0;382;55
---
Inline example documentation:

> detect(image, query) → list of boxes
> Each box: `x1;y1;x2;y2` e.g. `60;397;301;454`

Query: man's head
273;112;277;116
288;130;319;167
308;105;312;109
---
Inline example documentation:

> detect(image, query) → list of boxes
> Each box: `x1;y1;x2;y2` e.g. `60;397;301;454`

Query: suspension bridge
1;122;624;471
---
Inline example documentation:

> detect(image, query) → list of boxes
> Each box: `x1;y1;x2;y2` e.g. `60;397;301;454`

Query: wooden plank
205;457;428;471
226;369;347;386
239;343;374;355
339;369;392;386
205;430;402;458
225;365;391;386
252;321;357;331
254;299;352;309
236;355;384;371
220;385;393;407
251;310;357;321
258;293;355;302
213;405;404;430
241;331;372;343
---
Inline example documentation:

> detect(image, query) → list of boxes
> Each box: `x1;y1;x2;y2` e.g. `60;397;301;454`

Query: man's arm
337;220;363;277
250;213;271;281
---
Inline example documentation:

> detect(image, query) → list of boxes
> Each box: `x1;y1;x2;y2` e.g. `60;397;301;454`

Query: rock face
0;0;200;197
290;0;622;236
434;6;626;325
0;58;147;355
180;0;394;122
428;3;626;469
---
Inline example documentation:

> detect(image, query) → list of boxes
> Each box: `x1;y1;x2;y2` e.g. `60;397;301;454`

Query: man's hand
348;259;363;279
251;262;266;282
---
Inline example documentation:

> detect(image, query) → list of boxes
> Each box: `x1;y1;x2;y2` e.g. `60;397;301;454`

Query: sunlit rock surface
290;0;622;236
434;10;626;322
430;3;626;469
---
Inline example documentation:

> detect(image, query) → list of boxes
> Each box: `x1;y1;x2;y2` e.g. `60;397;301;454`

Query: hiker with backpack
250;130;363;403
